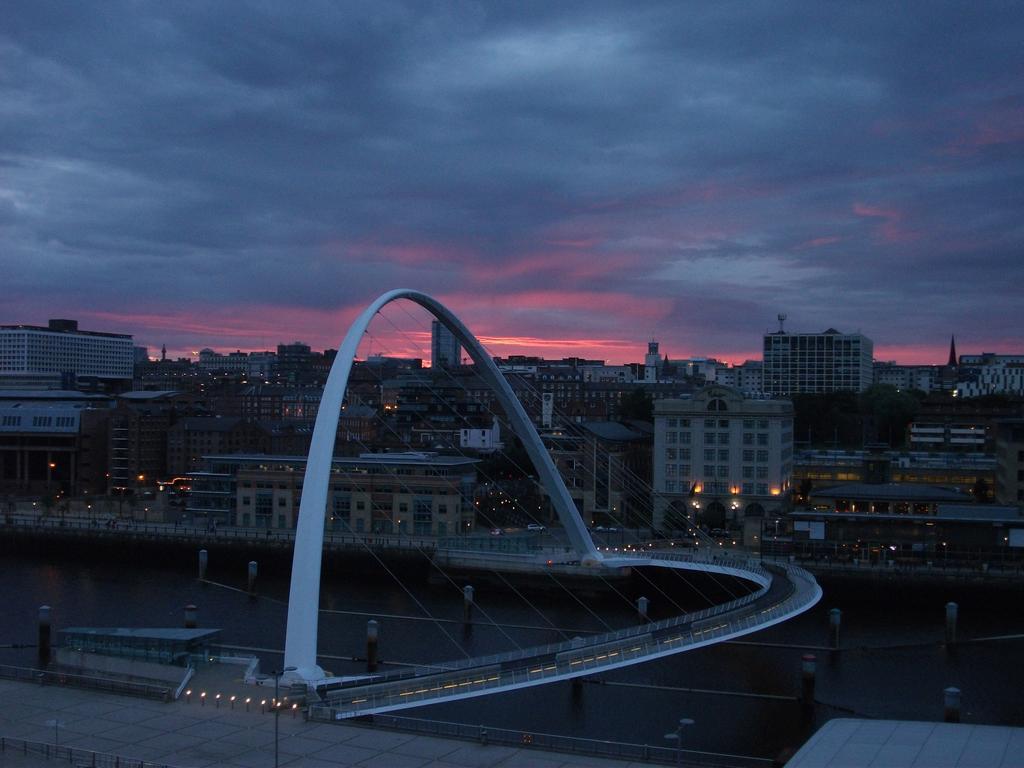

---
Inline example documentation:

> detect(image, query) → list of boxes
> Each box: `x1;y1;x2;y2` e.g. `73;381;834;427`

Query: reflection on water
1;554;1022;759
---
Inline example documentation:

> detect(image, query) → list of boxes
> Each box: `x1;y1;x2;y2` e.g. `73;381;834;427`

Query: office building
0;319;133;386
762;328;873;395
431;320;461;369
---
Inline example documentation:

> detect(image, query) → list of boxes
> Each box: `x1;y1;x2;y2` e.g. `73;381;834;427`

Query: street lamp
664;717;694;766
274;665;298;767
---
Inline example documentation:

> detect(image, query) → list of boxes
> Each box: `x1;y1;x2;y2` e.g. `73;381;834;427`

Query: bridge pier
198;549;208;581
945;602;958;645
944;687;961;722
184;604;198;629
829;608;841;649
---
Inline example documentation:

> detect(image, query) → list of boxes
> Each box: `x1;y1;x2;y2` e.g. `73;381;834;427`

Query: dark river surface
2;551;1023;761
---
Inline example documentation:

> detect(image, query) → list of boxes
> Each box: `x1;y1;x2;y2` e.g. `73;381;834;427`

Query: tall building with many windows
652;385;793;531
0;319;133;386
762;328;873;395
431;320;462;369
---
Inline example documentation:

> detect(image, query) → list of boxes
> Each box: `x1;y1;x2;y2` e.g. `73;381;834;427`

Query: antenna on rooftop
777;313;787;333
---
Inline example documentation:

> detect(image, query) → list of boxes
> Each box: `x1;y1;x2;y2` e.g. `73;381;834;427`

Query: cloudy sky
3;2;1022;365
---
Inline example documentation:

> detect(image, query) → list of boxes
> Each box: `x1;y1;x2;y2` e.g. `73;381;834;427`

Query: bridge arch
283;289;601;682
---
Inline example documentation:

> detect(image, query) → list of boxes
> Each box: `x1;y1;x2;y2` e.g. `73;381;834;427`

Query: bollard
944;687;961;723
463;585;474;625
247;561;258;594
38;605;52;668
801;654;816;705
637;596;649;623
184;604;197;629
829;608;841;650
198;549;208;581
367;620;379;672
945;602;958;645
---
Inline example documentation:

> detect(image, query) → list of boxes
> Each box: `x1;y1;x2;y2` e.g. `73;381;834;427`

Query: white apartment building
762;328;873;395
652;385;793;531
956;361;1024;398
0;320;133;383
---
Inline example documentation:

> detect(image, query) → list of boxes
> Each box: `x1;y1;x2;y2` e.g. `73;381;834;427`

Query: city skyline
3;3;1023;366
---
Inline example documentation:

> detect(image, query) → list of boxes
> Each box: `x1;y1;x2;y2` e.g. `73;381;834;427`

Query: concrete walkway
0;678;648;768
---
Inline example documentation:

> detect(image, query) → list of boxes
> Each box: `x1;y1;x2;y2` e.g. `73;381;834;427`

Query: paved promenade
0;677;649;768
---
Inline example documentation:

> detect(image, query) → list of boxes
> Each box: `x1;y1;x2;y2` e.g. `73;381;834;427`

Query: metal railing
0;663;172;701
0;736;180;768
316;561;820;717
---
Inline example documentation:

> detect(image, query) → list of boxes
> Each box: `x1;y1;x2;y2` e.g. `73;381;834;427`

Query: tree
620;388;654;422
859;385;923;448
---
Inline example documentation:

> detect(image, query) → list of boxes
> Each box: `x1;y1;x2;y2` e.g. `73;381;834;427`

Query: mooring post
463;585;474;625
944;686;961;723
945;602;958;645
637;596;649;623
198;549;208;581
184;604;197;629
247;561;258;594
829;608;841;650
367;619;379;672
801;654;817;706
38;605;51;668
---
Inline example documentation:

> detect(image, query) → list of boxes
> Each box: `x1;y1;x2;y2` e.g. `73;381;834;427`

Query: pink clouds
853;202;918;244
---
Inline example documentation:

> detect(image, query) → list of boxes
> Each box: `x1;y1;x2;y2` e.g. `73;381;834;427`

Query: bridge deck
313;557;821;719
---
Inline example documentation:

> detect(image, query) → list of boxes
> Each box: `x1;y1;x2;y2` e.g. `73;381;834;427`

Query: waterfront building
166;417;271;475
430;320;462;369
652;385;793;531
0;319;133;388
762;328;873;395
108;391;210;492
0;390;113;496
186;452;477;533
793;449;995;501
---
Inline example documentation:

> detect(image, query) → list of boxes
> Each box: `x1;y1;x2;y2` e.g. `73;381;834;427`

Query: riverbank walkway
0;673;685;768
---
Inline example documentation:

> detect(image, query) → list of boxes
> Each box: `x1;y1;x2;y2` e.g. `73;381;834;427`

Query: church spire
947;335;957;367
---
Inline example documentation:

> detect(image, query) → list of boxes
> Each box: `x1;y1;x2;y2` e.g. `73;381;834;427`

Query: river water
1;552;1022;761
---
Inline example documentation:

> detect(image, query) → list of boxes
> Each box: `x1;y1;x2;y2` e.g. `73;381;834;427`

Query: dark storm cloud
2;1;1022;361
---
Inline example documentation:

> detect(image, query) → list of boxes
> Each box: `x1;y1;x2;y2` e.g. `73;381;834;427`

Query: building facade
762;328;873;395
431;320;462;369
187;452;477;534
0;319;133;386
652;385;793;531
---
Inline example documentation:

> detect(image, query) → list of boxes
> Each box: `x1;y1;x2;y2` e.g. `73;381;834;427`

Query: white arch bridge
281;289;822;714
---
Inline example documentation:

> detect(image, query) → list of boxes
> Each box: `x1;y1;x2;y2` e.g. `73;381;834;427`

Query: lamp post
274;666;297;767
663;717;694;766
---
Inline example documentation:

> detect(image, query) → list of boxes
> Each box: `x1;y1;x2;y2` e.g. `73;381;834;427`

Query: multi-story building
995;420;1024;505
0;319;133;388
108;391;210;491
956;359;1024;398
166;417;271;475
873;362;944;393
793;449;995;501
186;452;477;533
0;390;112;496
430;321;462;369
652;385;793;531
762;328;873;395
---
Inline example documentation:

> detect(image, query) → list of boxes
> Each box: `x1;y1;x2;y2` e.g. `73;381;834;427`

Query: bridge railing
319;560;820;717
